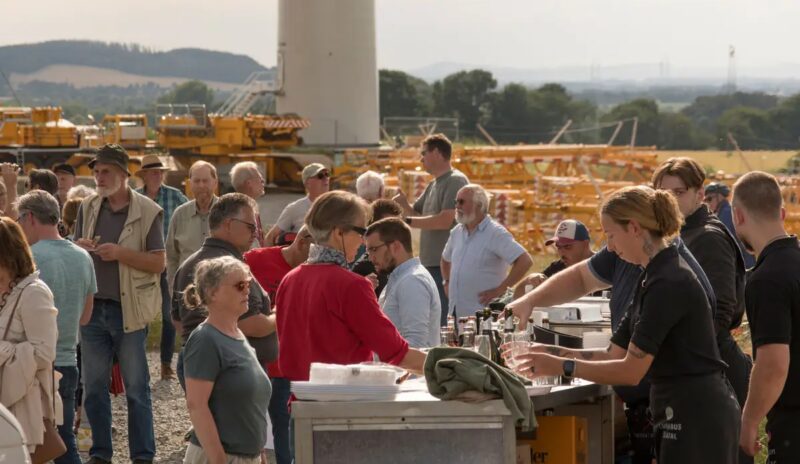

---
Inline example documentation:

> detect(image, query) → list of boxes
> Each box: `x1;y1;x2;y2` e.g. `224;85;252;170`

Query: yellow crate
518;416;588;464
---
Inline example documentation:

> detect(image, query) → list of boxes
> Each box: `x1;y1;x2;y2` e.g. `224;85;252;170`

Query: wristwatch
404;217;413;226
562;359;576;378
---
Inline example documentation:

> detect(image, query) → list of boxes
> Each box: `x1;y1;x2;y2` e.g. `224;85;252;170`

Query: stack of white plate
291;381;400;402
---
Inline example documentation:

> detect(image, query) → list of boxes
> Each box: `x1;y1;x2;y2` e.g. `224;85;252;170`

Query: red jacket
244;246;293;378
276;263;409;381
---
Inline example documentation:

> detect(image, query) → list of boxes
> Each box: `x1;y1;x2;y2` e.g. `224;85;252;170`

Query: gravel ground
80;351;191;463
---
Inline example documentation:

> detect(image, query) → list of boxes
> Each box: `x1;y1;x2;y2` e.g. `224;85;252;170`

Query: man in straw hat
135;154;187;380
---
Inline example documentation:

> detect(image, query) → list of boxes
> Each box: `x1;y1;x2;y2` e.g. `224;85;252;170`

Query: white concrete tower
276;0;379;146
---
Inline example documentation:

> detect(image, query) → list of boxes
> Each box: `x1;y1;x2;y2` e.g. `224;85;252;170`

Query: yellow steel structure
156;104;308;155
334;143;660;255
101;114;149;151
0;107;78;148
155;104;312;189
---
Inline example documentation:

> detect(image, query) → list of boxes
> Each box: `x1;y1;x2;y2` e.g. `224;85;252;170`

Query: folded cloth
424;347;536;431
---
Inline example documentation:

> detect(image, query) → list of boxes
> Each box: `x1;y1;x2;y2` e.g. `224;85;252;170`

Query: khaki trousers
183;442;262;464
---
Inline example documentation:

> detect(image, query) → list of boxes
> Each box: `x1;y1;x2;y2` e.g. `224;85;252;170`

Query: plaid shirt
137;184;188;238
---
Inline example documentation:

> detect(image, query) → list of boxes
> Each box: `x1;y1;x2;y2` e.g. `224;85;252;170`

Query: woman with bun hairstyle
181;256;270;464
512;186;740;462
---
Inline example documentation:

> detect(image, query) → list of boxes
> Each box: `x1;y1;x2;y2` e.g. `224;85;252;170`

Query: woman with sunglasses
276;190;427;384
265;163;331;246
182;256;270;464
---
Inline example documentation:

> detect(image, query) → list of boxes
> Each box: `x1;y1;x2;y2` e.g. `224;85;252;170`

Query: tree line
379;69;800;150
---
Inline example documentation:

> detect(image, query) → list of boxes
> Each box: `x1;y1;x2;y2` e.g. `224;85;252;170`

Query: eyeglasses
232;279;251;292
366;242;388;253
231;218;257;233
348;225;367;236
315;171;330;180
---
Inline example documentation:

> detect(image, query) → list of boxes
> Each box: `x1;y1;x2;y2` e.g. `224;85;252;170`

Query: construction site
2;92;799;258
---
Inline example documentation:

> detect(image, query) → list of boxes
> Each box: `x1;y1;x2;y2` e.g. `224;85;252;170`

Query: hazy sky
2;0;797;72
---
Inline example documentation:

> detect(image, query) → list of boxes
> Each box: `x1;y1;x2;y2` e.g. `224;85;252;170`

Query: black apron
650;372;740;463
766;408;800;463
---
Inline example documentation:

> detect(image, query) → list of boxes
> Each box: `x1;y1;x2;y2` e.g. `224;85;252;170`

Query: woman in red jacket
275;191;426;382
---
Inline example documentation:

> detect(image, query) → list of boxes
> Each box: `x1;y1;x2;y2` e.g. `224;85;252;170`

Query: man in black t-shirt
513;219;594;299
733;172;800;462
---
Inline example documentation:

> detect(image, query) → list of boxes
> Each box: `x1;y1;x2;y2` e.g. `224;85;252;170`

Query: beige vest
79;188;163;333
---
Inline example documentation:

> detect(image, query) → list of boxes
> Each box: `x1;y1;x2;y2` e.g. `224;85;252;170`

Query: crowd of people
0;133;797;464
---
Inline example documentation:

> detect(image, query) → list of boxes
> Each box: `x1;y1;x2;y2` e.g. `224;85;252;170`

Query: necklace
0;278;20;310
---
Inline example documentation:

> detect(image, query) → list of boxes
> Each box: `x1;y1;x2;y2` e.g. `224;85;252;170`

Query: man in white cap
265;162;330;246
514;219;595;298
135;154;187;380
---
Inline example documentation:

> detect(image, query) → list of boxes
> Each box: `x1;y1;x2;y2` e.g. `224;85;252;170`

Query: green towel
424;346;537;431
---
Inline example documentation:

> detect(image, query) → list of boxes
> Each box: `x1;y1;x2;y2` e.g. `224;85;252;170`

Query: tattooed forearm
545;346;564;356
579;351;595;360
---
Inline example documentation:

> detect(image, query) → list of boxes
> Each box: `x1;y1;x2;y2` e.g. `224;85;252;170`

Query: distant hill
0;40;268;84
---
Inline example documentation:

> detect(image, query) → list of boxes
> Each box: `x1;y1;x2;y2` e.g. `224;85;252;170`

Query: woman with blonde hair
512;186;740;463
0;217;59;456
182;256;270;464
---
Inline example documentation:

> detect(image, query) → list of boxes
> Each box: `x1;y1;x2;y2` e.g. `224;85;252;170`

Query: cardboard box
518;416;588;464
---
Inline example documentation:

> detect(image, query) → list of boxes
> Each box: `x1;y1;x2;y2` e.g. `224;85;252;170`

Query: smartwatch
404;217;413;226
562;359;576;378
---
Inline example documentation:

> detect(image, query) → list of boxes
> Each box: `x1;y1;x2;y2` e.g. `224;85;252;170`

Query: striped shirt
137;184;188;238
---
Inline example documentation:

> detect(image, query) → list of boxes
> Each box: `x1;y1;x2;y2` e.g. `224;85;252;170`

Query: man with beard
73;144;165;464
365;217;440;347
441;184;532;318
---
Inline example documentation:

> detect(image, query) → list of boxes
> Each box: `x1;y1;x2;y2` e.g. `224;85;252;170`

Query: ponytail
651;190;682;239
183;283;203;310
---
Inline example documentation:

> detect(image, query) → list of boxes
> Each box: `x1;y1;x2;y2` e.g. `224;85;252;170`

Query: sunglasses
315;171;330;180
348;225;367;236
232;279;251;292
231;218;257;233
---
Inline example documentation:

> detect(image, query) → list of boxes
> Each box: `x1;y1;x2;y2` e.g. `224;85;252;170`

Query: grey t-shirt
184;323;270;457
32;239;97;366
413;169;469;267
75;200;164;301
275;196;311;233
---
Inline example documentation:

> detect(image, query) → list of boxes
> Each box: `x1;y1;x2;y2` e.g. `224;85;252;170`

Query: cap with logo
545;219;591;246
301;163;328;184
87;144;132;176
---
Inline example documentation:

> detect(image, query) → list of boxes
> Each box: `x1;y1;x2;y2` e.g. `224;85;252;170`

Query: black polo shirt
610;245;725;383
588;239;716;330
681;205;746;337
171;237;278;364
746;236;800;410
